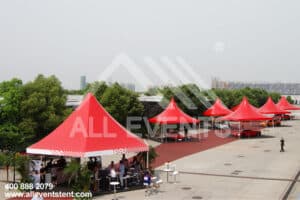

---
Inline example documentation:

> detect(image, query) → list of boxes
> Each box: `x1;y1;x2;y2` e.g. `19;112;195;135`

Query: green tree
64;89;85;95
140;145;158;170
20;75;71;142
269;92;281;103
286;96;294;104
97;83;144;126
0;78;23;124
0;124;25;152
86;81;108;99
212;89;236;108
64;160;92;200
212;88;281;109
15;153;30;183
144;87;160;96
160;84;208;116
0;79;26;151
0;152;15;181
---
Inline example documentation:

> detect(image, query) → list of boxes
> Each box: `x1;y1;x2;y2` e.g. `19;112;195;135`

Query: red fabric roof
148;97;200;124
230;104;240;112
203;98;232;116
277;96;300;111
259;97;290;114
231;99;258;112
26;93;148;157
220;97;271;121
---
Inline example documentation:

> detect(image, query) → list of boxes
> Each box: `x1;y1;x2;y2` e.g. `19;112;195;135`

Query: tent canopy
220;97;271;121
148;97;200;124
231;99;258;112
203;98;232;117
259;97;290;114
26;93;148;158
277;96;300;111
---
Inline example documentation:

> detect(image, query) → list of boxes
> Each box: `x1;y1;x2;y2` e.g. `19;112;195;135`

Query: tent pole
13;152;15;183
239;122;241;138
146;151;149;169
160;125;163;143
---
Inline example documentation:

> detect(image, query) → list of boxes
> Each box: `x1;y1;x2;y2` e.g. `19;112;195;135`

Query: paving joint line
281;169;300;200
176;171;296;182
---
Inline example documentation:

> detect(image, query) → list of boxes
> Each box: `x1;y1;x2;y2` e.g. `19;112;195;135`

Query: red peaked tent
231;99;258;112
148;97;200;124
26;93;148;157
277;96;300;111
203;98;232;116
221;97;271;121
259;97;290;114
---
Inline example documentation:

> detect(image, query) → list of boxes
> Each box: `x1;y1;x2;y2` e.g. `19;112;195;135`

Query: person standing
32;170;41;190
184;126;188;141
119;160;125;188
280;137;285;152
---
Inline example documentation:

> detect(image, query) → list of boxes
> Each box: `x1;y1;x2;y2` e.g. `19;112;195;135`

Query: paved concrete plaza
98;118;300;200
1;119;299;199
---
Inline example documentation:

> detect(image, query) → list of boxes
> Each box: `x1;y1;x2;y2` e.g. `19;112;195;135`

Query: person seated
93;164;101;192
56;157;66;169
110;167;117;181
131;156;138;168
87;157;95;171
143;171;152;195
95;156;102;169
45;158;53;172
39;164;46;183
130;155;143;174
107;161;115;171
136;153;144;171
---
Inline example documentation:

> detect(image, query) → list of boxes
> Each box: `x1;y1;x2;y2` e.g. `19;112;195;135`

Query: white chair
171;171;179;183
171;164;176;171
110;181;119;200
148;178;163;195
153;179;163;192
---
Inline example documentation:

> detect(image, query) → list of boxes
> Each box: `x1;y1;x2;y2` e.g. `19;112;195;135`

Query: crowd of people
89;153;145;192
29;153;147;194
30;156;67;189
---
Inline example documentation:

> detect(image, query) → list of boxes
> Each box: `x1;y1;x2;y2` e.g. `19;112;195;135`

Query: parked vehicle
231;129;261;138
164;132;185;142
276;114;295;121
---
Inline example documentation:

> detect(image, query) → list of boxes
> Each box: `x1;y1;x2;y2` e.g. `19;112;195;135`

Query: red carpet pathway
152;131;237;168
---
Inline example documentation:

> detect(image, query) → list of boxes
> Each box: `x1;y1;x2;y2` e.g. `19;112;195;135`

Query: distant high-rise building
211;77;228;89
121;83;136;91
80;76;87;90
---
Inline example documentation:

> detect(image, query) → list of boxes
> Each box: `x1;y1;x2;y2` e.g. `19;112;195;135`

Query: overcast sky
0;0;300;90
